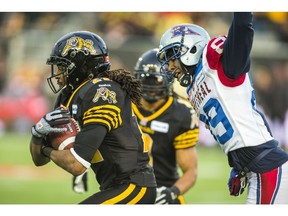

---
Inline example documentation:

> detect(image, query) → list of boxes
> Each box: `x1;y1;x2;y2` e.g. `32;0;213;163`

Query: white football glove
73;171;88;193
31;109;70;138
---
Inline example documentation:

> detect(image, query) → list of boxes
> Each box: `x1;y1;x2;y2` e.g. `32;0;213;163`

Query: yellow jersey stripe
65;80;91;107
174;138;198;144
84;109;120;124
174;143;197;149
84;113;118;128
174;129;199;141
83;118;111;131
84;105;121;122
85;104;121;114
83;105;122;131
132;96;173;121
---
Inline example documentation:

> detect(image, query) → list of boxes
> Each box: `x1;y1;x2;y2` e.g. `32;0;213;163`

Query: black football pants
79;183;156;204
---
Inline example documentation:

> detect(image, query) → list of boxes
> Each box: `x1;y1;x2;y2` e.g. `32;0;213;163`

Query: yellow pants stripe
101;184;136;204
128;187;147;204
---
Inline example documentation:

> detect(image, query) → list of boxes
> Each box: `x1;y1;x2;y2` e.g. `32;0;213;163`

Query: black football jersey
132;96;199;187
54;78;156;190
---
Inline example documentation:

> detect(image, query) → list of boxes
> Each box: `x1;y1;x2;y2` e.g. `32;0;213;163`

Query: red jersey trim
217;64;246;87
205;36;246;87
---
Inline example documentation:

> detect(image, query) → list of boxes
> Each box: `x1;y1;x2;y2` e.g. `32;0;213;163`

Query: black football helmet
46;31;111;93
134;48;172;103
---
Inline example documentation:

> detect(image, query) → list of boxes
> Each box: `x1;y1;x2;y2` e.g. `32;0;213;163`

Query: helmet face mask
138;72;170;103
157;42;188;64
134;48;172;103
47;57;75;93
46;31;111;94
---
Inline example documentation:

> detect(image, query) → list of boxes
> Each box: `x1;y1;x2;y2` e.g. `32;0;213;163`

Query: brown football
47;118;80;150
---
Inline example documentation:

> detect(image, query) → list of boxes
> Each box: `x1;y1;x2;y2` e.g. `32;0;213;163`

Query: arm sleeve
222;12;254;79
73;124;107;162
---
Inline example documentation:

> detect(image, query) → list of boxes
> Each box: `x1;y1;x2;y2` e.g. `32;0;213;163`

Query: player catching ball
156;12;288;204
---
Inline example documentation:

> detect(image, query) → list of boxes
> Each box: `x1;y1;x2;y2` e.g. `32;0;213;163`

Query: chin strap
179;73;192;87
179;62;196;87
179;59;203;87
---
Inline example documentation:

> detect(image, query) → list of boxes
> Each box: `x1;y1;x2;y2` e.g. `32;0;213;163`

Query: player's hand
155;186;180;204
31;108;71;138
227;168;247;196
73;171;88;193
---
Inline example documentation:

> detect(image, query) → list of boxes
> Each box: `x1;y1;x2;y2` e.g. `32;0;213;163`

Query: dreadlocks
96;69;142;106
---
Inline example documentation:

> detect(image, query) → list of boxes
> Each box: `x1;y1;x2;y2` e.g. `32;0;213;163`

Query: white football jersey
187;36;273;154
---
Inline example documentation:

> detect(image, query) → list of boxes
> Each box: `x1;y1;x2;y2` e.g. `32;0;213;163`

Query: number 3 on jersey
199;98;234;145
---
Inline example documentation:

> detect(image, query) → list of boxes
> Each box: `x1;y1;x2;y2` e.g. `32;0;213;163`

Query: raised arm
222;12;254;79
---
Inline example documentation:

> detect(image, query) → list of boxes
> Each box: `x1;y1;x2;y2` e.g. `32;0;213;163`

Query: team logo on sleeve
93;87;117;104
61;36;96;57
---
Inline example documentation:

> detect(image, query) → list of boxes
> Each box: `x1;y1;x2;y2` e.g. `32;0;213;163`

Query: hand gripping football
47;118;80;150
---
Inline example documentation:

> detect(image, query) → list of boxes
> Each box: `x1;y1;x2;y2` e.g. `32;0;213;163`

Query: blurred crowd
0;12;287;148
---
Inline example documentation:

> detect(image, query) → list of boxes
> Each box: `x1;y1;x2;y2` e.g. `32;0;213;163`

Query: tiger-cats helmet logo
61;37;96;57
93;87;117;104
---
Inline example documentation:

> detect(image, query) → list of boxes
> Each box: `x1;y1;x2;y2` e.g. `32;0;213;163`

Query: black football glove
155;186;180;204
31;108;71;139
73;171;88;193
227;168;248;196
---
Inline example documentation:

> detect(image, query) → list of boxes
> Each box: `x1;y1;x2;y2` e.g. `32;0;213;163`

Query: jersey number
199;98;234;144
210;36;225;54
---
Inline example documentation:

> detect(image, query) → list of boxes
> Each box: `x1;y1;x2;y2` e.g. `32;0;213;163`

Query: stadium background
0;12;287;204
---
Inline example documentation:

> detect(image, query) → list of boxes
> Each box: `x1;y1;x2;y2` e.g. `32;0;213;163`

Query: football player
133;48;199;204
29;31;157;204
156;12;288;204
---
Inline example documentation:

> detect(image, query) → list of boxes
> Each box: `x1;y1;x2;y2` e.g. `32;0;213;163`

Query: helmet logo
93;87;117;104
61;37;96;57
171;25;200;38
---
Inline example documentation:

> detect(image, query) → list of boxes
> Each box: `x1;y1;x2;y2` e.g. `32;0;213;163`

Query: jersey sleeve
81;79;124;132
205;36;247;87
222;12;254;79
72;79;125;164
173;103;199;149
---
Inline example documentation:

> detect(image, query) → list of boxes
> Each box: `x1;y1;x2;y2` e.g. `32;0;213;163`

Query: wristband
41;146;53;158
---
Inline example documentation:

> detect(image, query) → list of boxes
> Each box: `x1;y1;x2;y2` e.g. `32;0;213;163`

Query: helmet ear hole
190;46;197;54
181;46;197;66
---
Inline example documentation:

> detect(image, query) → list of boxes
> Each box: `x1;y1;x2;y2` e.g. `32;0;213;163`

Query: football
47;118;80;150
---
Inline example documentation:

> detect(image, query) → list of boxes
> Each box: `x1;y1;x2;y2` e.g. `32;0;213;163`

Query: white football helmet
157;23;210;67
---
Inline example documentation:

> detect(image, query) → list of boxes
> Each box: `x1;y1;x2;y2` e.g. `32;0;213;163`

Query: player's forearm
222;12;254;79
49;149;87;176
174;168;197;195
29;138;50;166
233;12;253;25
